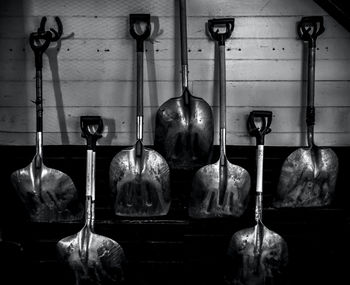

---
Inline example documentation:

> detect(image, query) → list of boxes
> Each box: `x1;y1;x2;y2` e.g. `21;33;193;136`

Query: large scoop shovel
189;18;250;218
57;116;125;285
10;17;83;222
109;14;171;217
226;111;288;285
273;16;339;208
154;0;214;170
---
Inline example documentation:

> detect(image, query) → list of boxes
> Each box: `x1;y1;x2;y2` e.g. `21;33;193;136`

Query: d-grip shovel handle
247;110;272;145
129;14;151;52
81;116;103;151
297;16;325;47
208;18;234;46
29;16;63;69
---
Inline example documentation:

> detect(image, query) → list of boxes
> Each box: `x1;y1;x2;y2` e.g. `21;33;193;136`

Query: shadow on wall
45;28;75;145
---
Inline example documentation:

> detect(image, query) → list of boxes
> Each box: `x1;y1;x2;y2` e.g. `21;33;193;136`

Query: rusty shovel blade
57;226;125;285
11;156;83;222
227;222;288;285
273;147;338;208
109;145;171;217
189;159;251;218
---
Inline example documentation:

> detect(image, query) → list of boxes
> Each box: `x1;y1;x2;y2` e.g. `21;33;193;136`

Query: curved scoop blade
57;228;125;285
274;147;338;208
154;92;214;170
109;146;171;217
226;224;288;285
189;160;251;218
10;158;83;222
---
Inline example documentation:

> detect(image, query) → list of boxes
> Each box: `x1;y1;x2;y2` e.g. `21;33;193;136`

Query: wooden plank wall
0;0;349;146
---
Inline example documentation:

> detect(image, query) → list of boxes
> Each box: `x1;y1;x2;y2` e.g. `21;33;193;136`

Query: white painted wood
0;0;327;17
0;0;349;147
0;16;348;40
2;38;350;60
1;80;349;107
1;59;350;81
0;106;348;134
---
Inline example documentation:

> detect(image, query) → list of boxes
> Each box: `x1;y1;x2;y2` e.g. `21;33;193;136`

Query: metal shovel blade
110;145;171;217
189;159;251;218
273;147;338;208
227;222;288;285
11;156;83;222
57;226;125;285
154;89;214;170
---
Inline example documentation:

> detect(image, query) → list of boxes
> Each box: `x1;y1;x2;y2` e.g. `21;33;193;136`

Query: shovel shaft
306;46;316;147
85;149;95;230
36;69;43;133
179;0;189;89
219;45;226;161
255;145;264;221
137;51;144;140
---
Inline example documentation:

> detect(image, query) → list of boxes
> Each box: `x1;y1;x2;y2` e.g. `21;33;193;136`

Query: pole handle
81;116;103;150
247;110;272;145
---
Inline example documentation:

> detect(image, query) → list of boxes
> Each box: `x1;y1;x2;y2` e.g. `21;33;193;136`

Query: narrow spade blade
274;147;338;208
109;146;171;217
226;223;288;285
11;158;83;222
57;227;125;285
189;159;251;218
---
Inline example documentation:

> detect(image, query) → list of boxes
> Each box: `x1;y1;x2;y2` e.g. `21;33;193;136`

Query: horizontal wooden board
1;59;349;81
0;0;327;17
1;38;350;60
1;80;349;107
1;131;349;147
0;16;348;40
0;106;348;133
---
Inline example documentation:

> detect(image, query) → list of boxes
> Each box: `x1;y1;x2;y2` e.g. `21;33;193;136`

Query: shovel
189;18;251;218
273;16;339;208
154;0;214;170
10;17;83;222
109;14;171;217
226;111;288;285
57;116;125;285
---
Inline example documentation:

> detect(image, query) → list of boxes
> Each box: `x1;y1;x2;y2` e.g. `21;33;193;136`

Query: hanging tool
57;116;125;284
274;16;339;208
109;14;171;216
226;111;288;285
11;16;83;222
189;18;251;218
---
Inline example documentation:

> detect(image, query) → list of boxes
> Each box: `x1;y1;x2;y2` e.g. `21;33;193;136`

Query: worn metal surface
227;222;288;285
154;89;214;170
110;144;171;216
274;147;338;207
57;227;125;285
11;156;83;222
189;159;250;218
